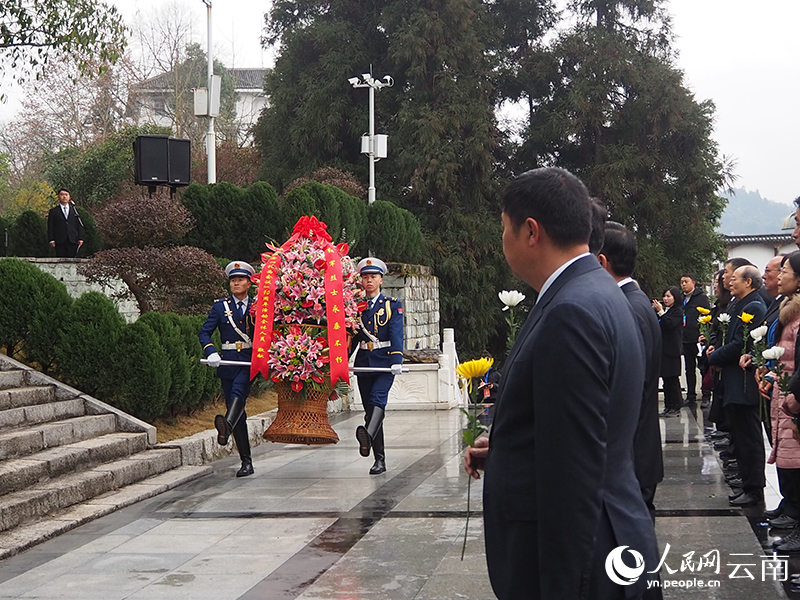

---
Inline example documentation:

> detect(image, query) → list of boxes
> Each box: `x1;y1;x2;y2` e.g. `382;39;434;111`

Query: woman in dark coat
654;286;684;416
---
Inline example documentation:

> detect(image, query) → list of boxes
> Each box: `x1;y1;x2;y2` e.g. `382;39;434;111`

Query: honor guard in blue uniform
353;257;404;474
199;261;256;477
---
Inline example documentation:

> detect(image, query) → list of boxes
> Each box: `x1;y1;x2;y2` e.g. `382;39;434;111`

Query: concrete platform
0;406;792;598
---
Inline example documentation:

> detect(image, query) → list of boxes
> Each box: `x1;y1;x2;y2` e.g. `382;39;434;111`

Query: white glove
207;352;222;368
391;363;403;375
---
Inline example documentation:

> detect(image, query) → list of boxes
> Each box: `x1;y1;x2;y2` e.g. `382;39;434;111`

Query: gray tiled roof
137;68;268;92
724;233;794;246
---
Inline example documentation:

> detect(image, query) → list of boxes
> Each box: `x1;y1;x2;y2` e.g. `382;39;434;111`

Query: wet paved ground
0;405;794;599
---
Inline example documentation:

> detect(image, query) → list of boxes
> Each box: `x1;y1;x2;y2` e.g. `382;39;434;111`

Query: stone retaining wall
383;263;440;350
21;258;140;322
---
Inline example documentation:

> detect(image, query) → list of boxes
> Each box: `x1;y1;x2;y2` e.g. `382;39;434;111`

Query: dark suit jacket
47;204;84;245
658;305;683;378
621;281;664;490
483;256;658;600
707;289;767;406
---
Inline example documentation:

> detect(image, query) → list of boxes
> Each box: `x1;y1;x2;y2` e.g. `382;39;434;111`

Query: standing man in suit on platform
47;188;84;257
598;222;664;520
464;167;658;599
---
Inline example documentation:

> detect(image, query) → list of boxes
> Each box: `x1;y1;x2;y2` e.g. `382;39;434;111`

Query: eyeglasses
780;267;798;276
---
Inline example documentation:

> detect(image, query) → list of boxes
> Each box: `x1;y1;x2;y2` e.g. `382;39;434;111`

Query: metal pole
206;1;216;184
368;80;375;205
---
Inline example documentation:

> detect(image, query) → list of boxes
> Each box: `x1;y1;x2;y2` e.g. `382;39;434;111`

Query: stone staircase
0;356;211;559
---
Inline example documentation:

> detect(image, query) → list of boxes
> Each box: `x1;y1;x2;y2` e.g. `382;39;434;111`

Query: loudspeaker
134;135;169;185
168;138;191;186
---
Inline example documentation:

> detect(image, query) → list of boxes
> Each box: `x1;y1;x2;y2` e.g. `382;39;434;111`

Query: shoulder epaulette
215;298;225;303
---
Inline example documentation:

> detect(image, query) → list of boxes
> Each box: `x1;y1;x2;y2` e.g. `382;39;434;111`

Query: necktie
237;301;244;319
62;205;69;219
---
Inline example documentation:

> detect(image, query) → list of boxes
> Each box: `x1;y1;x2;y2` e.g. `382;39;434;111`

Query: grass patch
153;389;278;443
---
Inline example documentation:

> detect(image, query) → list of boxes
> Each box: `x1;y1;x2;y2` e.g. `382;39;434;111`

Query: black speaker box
134;135;169;185
168;138;191;186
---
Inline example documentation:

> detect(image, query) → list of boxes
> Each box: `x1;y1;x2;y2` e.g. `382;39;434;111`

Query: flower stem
461;475;471;561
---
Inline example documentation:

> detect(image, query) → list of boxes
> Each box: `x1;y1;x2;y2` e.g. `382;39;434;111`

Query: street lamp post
348;72;393;204
202;0;216;184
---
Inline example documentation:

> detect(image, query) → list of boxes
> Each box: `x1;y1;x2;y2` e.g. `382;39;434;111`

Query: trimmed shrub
8;211;49;257
301;182;341;241
0;259;71;365
331;187;366;246
76;207;103;256
363;200;406;261
57;291;124;397
138;312;191;416
0;215;10;256
109;321;170;422
169;313;221;413
281;186;317;236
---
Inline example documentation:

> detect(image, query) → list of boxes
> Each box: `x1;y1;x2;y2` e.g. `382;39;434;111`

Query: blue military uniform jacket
353;293;404;368
199;296;254;380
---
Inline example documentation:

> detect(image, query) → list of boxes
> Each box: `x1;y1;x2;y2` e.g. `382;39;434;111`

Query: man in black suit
707;265;768;507
598;222;663;519
464;168;658;599
47;188;84;257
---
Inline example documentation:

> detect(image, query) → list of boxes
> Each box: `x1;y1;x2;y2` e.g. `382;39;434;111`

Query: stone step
0;371;24;391
0;386;55;411
0;398;85;431
0;432;149;497
0;465;212;560
0;414;118;461
0;447;182;533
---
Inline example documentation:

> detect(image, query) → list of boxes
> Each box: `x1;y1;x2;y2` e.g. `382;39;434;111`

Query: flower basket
264;380;339;444
250;216;366;445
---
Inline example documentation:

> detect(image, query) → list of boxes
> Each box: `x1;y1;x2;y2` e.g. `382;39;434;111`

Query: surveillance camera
348;77;359;85
362;73;371;81
383;75;394;86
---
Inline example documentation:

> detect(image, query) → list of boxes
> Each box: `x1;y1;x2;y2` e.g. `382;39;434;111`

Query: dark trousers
54;242;78;257
682;343;699;400
778;468;800;520
641;484;657;522
726;403;766;494
663;376;682;411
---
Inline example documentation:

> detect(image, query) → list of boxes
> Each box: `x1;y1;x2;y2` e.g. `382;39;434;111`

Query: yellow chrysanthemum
740;312;755;324
698;315;712;324
696;306;711;315
457;357;494;393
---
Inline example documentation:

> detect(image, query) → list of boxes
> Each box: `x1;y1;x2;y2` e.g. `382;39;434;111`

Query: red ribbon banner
250;216;351;387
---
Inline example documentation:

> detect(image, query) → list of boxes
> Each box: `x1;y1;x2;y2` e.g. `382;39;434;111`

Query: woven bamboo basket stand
264;380;339;445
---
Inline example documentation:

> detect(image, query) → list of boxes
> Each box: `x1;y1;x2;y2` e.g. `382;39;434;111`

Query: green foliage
0;215;10;256
167;313;221;413
0;258;71;371
43;124;170;208
57;291;124;397
0;0;127;92
76;207;103;256
282;186;319;236
8;211;49;257
330;186;366;245
303;182;341;241
109;321;170;422
137;312;191;416
181;181;282;263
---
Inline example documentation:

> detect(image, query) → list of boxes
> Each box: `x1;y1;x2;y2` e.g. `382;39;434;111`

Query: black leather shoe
714;439;731;450
726;477;743;488
765;507;784;520
356;426;371;457
369;458;386;475
730;492;763;507
236;459;254;477
777;536;800;553
719;450;735;460
723;460;739;470
659;409;677;417
770;514;799;529
710;430;729;440
728;489;744;501
215;414;231;446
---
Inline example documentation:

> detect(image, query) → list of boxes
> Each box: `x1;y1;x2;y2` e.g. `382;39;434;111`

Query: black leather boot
231;412;254;477
356;406;385;458
215;396;245;446
369;421;386;475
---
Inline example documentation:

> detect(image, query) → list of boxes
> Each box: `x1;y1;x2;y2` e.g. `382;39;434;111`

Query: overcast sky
2;0;797;204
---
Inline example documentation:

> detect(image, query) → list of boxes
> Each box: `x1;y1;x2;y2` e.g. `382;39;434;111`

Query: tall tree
516;0;730;294
0;0;126;93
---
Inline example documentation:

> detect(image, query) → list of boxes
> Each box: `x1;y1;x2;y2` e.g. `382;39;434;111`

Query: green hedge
2;259;222;422
182;180;422;264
